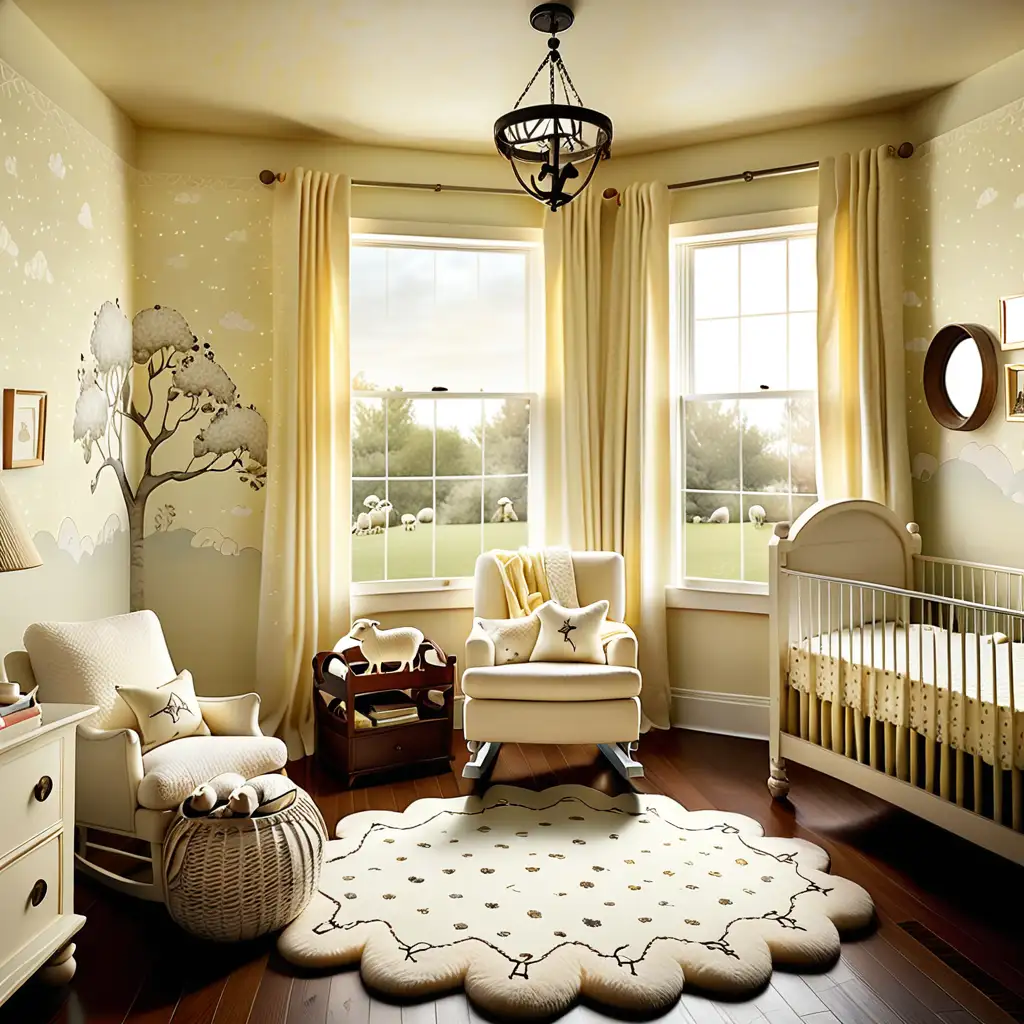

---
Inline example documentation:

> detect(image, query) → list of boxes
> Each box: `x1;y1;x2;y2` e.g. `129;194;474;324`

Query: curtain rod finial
259;169;286;185
896;142;914;159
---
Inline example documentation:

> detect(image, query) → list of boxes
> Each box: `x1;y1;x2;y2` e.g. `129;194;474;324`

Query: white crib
768;499;1024;864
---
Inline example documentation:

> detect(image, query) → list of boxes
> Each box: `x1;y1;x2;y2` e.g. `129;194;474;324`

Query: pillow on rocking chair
531;599;609;665
116;670;210;752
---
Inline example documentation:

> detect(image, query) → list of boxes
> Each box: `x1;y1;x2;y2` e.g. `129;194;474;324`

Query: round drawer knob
34;776;53;802
394;745;403;752
29;879;47;907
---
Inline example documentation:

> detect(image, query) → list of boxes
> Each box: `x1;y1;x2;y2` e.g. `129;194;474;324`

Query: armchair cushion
137;735;287;811
24;610;177;729
531;600;609;664
198;692;262;736
476;612;541;665
461;662;641;702
116;670;210;752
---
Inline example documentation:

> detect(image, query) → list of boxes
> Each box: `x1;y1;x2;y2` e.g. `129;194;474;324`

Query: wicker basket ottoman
162;784;328;942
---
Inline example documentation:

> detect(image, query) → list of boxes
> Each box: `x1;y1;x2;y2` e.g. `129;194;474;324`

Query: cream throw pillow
531;600;609;665
116;670;210;753
477;613;541;665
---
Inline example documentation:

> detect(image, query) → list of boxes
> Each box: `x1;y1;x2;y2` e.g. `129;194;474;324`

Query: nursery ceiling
16;0;1024;154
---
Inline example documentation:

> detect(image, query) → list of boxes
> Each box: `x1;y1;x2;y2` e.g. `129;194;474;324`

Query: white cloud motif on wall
78;202;93;229
174;192;201;204
165;254;188;269
905;336;929;352
911;453;938;481
0;221;19;259
225;229;248;242
1015;194;1024;210
3;156;16;177
902;291;923;307
48;152;66;179
24;251;53;283
976;187;998;209
191;527;240;556
957;442;1014;494
229;505;253;517
219;310;255;332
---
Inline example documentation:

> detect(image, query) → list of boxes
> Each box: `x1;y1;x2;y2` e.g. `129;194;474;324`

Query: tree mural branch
75;301;268;610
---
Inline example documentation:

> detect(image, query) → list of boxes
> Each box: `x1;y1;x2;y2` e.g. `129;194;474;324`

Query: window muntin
677;228;818;587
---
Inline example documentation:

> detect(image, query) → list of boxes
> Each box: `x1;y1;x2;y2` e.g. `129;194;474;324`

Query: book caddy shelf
312;642;456;787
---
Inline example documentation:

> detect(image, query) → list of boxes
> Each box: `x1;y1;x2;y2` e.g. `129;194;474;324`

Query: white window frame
349;226;545;602
669;210;818;609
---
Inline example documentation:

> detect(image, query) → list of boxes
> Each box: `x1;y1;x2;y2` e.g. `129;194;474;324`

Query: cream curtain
256;168;351;759
544;182;672;730
817;147;912;525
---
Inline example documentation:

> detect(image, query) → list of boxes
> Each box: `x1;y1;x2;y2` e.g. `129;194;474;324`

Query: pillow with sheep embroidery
115;670;210;753
477;613;541;665
530;600;609;665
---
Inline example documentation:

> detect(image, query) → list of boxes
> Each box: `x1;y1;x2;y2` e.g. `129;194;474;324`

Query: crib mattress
788;623;1024;770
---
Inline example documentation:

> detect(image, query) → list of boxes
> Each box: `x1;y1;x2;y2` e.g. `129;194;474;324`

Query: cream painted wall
0;45;133;661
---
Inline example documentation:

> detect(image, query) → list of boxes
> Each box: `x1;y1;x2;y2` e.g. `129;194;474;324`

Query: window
674;226;818;588
350;235;542;587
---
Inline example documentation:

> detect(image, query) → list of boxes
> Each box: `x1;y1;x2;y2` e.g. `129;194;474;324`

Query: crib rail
780;567;1023;834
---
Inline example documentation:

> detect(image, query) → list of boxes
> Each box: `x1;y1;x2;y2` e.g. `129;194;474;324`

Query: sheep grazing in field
748;504;767;528
401;513;417;531
691;514;703;524
417;507;435;524
491;496;518;523
348;618;424;674
352;511;373;535
708;506;730;525
368;499;393;533
363;494;381;510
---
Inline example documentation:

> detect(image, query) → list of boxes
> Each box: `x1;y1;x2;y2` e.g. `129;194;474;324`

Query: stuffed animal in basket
348;618;424;673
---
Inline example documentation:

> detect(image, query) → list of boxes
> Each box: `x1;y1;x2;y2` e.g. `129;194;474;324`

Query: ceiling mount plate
530;3;574;34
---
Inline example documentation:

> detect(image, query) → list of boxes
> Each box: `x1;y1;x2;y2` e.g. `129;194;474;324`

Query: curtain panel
257;168;352;759
817;147;913;525
544;182;673;730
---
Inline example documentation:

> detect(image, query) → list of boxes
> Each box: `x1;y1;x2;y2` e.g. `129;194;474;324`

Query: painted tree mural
75;301;268;609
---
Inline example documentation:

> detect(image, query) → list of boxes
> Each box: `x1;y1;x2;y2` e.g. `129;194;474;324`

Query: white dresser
0;703;96;1008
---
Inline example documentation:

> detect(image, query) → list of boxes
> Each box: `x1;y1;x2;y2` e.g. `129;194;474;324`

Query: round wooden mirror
923;323;998;431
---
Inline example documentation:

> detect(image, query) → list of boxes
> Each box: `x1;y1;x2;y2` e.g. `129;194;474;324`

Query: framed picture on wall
999;294;1024;350
2;389;47;468
1007;364;1024;422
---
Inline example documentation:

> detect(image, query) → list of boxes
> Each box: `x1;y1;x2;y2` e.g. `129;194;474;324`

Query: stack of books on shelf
0;686;41;742
368;700;419;727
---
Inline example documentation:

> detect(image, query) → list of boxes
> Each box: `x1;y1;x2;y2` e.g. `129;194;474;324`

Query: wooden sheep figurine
348;618;424;674
748;504;767;528
708;506;730;524
491;496;518;522
401;513;417;531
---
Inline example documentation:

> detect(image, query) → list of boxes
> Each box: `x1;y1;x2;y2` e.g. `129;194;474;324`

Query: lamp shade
0;479;42;572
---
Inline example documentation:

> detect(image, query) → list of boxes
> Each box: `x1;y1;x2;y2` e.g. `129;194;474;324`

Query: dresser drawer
0;834;62;969
0;735;62;860
350;720;450;773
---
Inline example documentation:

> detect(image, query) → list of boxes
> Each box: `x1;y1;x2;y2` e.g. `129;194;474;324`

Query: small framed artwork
999;294;1024;350
2;389;47;468
1006;364;1024;422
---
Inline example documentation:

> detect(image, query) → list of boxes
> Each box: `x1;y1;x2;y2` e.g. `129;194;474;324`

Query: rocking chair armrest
466;621;496;669
198;692;262;736
76;724;145;832
604;625;638;669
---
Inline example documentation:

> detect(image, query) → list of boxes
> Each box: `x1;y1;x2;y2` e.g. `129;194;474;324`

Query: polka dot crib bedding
788;622;1024;770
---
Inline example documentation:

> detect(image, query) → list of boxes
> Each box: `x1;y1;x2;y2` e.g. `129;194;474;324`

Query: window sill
665;586;769;616
351;584;475;615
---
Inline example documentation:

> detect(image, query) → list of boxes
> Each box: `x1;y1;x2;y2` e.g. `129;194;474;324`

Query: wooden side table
312;644;455;787
0;703;97;1008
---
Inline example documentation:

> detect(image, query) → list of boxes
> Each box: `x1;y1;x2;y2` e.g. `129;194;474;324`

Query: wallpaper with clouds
903;97;1024;570
0;57;132;661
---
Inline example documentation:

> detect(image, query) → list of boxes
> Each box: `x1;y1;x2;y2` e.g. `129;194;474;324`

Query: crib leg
768;758;790;799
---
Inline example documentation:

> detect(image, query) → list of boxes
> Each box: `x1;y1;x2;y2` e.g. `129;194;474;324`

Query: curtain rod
257;143;914;198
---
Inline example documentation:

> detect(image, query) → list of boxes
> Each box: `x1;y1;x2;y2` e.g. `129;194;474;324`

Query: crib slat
1013;768;1022;832
955;749;964;807
896;726;909;781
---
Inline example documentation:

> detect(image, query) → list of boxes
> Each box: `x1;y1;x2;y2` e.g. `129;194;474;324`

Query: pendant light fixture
494;3;612;212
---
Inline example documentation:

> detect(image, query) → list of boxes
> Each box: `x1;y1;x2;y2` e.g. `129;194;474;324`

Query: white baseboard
670;687;769;740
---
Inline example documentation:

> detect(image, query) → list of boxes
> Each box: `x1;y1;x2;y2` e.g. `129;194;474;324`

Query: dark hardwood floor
4;729;1023;1024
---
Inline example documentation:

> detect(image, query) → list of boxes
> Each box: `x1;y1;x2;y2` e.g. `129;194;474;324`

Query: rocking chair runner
461;551;643;780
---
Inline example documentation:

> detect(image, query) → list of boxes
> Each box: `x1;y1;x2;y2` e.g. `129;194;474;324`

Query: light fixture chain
513;54;551;110
557;59;584;107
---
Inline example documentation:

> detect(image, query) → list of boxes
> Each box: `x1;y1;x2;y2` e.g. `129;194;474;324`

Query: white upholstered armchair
461;551;643;780
4;610;286;901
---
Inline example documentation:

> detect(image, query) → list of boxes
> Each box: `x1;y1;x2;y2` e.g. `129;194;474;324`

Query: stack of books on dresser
368;699;420;727
0;687;41;742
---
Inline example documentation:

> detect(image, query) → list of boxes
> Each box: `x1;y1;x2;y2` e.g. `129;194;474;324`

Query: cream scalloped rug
278;785;873;1018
